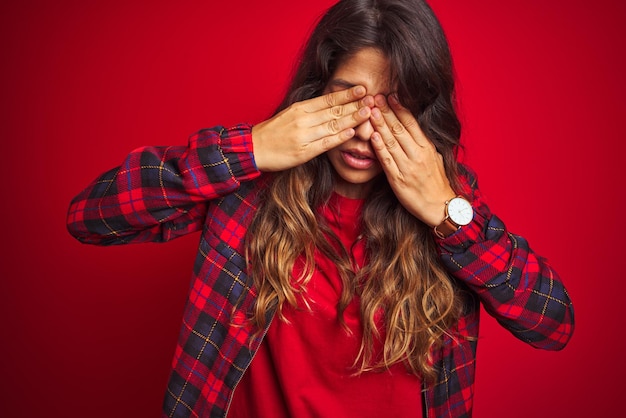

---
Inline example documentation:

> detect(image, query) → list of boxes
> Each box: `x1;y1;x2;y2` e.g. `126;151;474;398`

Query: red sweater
228;192;422;417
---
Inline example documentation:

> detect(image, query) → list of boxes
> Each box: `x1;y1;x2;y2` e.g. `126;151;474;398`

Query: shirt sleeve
436;165;574;350
66;124;260;245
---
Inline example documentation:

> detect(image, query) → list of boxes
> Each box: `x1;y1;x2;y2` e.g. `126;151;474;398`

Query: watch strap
433;216;459;239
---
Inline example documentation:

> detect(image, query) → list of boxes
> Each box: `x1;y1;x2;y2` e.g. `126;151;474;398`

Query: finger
302;85;367;113
372;95;433;159
312;103;372;138
369;101;412;163
370;130;401;178
304;95;374;131
305;125;360;157
386;94;432;149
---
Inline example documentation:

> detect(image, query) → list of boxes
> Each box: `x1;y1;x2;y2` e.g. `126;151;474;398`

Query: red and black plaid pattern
67;125;574;418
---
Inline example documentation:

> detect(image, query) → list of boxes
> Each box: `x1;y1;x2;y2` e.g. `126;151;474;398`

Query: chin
333;172;383;197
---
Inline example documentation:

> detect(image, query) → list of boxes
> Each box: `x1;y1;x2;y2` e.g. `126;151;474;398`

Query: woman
67;0;574;417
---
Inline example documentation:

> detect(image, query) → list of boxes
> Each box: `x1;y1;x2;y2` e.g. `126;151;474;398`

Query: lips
340;149;377;169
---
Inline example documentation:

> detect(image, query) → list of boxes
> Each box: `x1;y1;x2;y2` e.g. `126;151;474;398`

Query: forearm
67;124;260;245
440;213;574;349
438;168;574;349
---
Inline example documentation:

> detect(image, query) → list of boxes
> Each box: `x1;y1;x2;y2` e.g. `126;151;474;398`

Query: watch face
448;197;473;226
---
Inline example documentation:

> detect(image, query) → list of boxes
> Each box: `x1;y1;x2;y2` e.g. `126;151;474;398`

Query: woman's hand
252;86;373;172
369;94;456;227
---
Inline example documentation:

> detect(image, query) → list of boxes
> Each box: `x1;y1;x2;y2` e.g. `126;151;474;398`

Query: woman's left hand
369;94;455;227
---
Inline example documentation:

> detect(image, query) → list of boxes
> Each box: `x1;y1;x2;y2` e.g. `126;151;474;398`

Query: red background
1;0;623;416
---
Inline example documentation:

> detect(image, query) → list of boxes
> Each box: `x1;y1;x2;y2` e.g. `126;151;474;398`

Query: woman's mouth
340;150;376;169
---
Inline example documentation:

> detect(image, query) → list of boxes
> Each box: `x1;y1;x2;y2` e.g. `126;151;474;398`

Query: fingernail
363;96;375;107
359;107;369;117
373;95;386;108
355;86;365;95
388;94;399;105
371;108;381;119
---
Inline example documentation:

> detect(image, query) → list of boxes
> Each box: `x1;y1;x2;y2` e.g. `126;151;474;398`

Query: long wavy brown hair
246;0;466;383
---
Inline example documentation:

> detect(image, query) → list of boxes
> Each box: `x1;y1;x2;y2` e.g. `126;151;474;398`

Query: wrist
251;123;269;172
421;198;454;228
433;195;474;239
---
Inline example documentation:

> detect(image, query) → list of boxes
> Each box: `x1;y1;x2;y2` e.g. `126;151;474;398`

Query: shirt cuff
435;207;489;254
217;124;262;183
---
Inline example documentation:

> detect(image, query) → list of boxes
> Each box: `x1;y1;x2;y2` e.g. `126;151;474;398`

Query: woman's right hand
251;85;373;172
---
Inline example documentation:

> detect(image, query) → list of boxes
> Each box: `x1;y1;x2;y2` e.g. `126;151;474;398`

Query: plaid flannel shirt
67;124;574;418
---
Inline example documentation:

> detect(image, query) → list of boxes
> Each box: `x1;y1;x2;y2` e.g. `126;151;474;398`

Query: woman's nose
355;120;374;141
